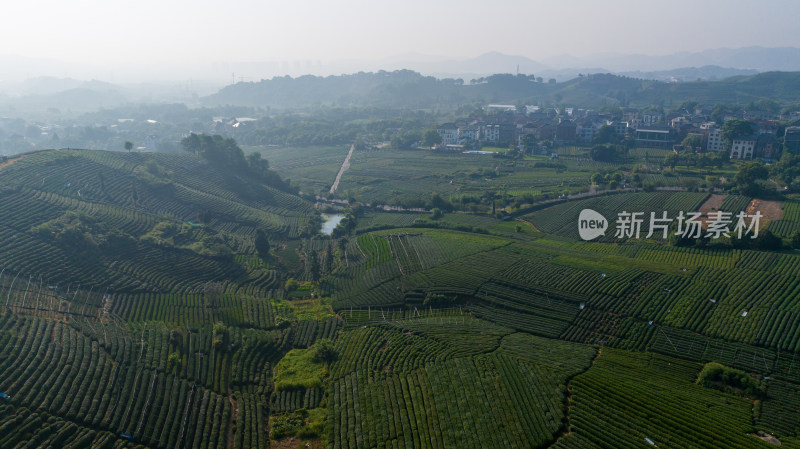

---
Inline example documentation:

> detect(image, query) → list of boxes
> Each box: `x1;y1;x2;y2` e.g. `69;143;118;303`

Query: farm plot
564;348;767;449
328;328;594;449
526;191;709;241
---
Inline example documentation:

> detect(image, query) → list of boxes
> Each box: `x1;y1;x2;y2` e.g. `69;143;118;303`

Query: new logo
578;209;607;240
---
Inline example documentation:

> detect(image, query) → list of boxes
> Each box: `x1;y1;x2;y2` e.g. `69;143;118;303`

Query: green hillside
2;147;800;448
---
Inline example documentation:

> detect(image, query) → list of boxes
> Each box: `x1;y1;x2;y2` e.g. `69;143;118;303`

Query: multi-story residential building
436;123;459;145
577;121;600;144
635;127;675;148
641;113;662;126
756;134;781;161
730;137;756;159
499;123;516;144
483;124;500;143
534;123;555;140
753;120;779;135
704;125;723;152
607;120;629;138
785;127;800;152
554;119;577;144
458;126;480;142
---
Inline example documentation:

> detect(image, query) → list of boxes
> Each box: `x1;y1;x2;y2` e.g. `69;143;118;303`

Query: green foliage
182;134;294;192
167;351;181;372
721;119;754;149
733;161;768;196
181;133;246;167
270;408;326;440
422;292;458;307
590;144;618;162
311;338;338;363
592;124;618;145
697;361;764;398
274;348;326;391
141;221;233;257
422;129;443;147
771;152;800;188
285;277;300;292
791;231;800;249
307;249;320;281
681;134;703;150
254;229;271;260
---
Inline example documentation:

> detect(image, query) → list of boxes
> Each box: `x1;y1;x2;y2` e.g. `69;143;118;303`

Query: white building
483;124;500;142
458;126;480;141
436;123;459;145
706;127;723;152
577;122;600;144
641;113;662;126
730;138;756;159
608;120;629;137
485;104;516;113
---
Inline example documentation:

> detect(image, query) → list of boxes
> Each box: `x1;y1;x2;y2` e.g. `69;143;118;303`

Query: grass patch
270;407;327;440
288;297;335;322
274;347;327;391
272;294;335;322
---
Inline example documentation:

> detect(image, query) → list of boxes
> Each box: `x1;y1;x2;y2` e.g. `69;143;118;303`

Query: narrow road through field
330;143;355;194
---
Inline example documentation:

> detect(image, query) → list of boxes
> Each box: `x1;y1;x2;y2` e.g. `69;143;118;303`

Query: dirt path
746;199;783;225
698;194;726;214
683;194;783;231
515;217;540;232
329;144;355;194
226;388;237;449
697;194;727;229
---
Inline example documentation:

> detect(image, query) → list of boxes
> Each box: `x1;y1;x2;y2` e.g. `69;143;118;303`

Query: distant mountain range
392;47;800;81
202;70;800;110
2;47;800;114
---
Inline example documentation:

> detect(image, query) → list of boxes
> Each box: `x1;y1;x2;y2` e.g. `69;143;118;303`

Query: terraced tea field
3;147;800;448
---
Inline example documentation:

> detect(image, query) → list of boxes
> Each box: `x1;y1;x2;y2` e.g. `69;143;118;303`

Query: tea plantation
2;148;800;448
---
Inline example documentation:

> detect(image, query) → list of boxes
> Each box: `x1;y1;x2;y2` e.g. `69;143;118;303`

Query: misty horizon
3;0;800;85
1;46;800;89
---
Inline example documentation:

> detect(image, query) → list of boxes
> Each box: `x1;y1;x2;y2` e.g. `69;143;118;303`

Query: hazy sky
2;0;799;79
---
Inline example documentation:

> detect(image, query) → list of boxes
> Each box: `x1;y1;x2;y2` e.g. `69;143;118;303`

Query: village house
554;119;577;144
436;123;459;145
785;126;800;152
635;126;675;148
730;137;756;159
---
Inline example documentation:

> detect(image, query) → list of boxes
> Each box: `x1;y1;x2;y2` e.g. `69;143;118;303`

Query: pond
320;213;344;235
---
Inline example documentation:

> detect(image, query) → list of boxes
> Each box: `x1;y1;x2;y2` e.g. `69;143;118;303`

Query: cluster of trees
33;210;136;258
181;133;294;192
590;144;623;162
696;362;763;398
590;171;629;190
181;133;246;167
733;161;770;196
720;119;754;151
771;152;800;191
